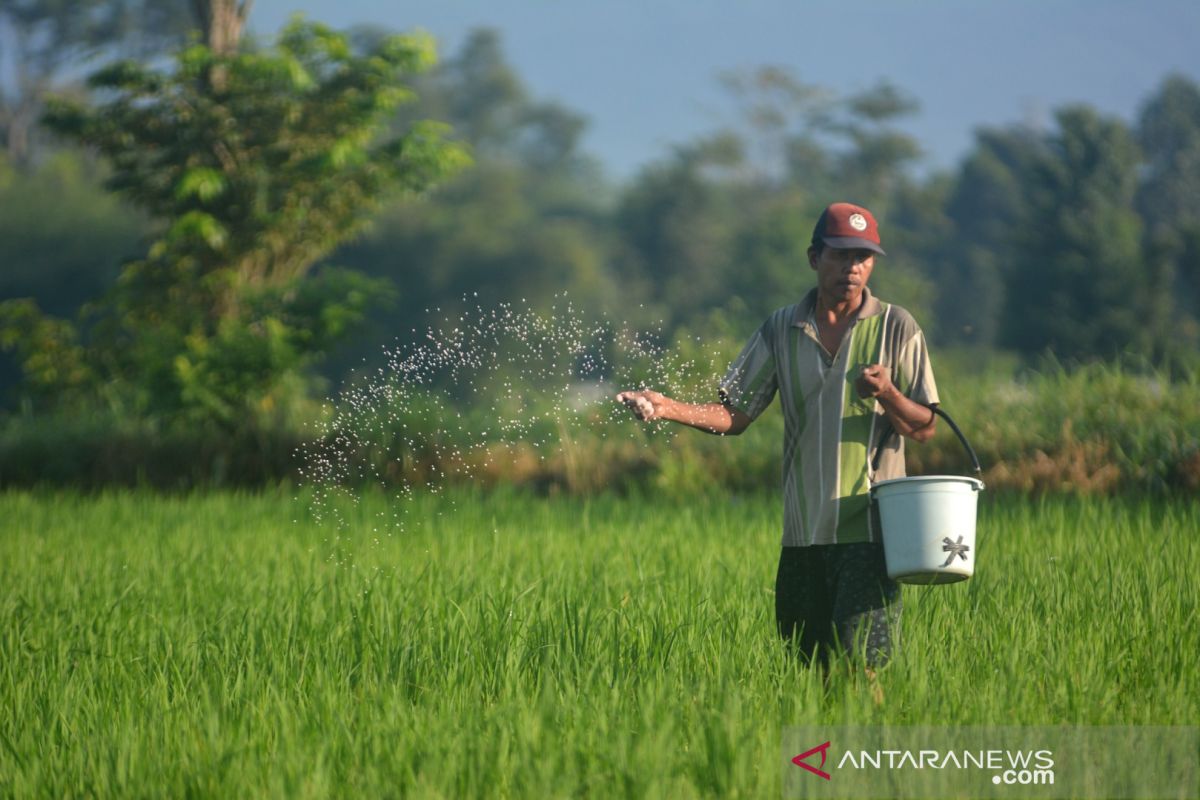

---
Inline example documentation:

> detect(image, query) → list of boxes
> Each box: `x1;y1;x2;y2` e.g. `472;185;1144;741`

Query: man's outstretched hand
616;390;751;435
616;389;671;422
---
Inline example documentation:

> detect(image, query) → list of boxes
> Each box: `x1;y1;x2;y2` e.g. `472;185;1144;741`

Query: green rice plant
0;489;1196;797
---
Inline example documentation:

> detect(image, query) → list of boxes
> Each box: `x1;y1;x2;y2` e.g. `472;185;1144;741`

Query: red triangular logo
791;740;832;780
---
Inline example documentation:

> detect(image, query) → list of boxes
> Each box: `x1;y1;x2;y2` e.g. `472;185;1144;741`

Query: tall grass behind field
1;490;1197;797
4;355;1199;495
911;358;1200;493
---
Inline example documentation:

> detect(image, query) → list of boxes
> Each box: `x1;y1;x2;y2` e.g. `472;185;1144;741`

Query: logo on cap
848;213;867;232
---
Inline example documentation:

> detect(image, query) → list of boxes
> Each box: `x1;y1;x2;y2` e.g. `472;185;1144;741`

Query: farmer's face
809;245;875;304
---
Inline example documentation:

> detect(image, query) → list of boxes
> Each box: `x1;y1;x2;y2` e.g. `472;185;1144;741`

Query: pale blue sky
250;0;1200;179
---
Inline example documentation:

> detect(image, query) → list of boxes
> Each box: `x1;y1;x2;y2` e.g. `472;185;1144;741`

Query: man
617;202;938;670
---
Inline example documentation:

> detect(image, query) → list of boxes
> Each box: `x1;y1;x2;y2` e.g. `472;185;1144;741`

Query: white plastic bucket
870;475;985;585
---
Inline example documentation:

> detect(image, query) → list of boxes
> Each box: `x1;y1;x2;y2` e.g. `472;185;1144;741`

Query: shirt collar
791;286;882;329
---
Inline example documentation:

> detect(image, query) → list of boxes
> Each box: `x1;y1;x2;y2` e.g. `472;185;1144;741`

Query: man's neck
815;289;865;324
811;289;866;356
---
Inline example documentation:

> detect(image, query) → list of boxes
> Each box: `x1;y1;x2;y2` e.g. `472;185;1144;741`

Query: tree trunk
190;0;252;89
6;103;33;165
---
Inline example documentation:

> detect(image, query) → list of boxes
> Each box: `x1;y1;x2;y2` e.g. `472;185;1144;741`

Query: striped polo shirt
719;287;938;547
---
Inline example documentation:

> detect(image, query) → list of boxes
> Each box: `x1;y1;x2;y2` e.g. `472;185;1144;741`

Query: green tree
616;71;928;333
0;151;147;403
1001;107;1160;359
1136;74;1200;356
317;28;617;381
925;126;1044;347
0;0;191;163
833;81;923;204
2;18;466;425
718;65;833;185
614;134;749;328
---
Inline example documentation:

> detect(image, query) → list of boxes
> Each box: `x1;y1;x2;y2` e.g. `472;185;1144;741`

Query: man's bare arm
616;390;752;435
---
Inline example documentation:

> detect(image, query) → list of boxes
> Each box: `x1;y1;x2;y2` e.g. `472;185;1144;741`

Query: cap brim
822;236;886;256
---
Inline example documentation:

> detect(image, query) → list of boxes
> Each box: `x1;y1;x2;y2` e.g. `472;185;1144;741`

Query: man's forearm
661;400;749;435
876;388;936;442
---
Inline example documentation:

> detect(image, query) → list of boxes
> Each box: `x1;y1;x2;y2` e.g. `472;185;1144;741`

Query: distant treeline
0;11;1198;489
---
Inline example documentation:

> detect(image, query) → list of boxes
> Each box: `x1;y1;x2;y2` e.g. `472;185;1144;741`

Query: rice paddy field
1;488;1197;797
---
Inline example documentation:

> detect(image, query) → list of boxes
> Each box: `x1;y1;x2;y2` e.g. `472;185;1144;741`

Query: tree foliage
1002;107;1149;358
2;18;466;425
0;0;192;163
318;28;616;377
609;69;926;332
1136;74;1200;353
3;25;1200;447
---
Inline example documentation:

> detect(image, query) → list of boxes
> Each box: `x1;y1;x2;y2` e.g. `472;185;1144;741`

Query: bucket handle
871;406;982;477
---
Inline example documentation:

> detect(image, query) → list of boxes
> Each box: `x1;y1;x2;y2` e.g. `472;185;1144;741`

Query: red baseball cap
811;202;886;255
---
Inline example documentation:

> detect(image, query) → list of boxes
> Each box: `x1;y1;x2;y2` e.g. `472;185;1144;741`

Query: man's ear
807;246;819;270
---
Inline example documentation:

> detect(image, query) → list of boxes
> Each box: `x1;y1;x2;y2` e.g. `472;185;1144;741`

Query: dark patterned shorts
775;542;901;668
